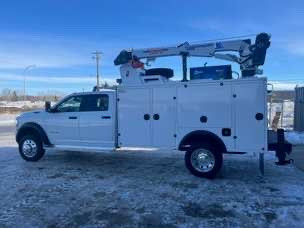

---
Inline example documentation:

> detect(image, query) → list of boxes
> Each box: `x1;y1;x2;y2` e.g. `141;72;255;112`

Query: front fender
16;122;52;146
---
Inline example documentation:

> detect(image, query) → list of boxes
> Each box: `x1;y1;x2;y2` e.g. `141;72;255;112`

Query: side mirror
45;101;52;112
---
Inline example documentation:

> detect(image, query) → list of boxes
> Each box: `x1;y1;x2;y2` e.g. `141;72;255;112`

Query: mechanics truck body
16;33;291;178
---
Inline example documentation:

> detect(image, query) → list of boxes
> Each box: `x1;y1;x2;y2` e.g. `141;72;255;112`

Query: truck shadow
38;149;300;184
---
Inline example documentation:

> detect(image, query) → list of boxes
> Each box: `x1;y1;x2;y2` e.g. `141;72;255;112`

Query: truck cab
16;90;117;157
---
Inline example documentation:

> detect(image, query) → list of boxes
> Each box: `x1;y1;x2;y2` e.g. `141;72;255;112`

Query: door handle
102;116;111;119
69;116;77;119
153;114;160;120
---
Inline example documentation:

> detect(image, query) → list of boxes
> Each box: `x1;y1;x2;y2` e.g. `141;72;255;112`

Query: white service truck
16;33;292;178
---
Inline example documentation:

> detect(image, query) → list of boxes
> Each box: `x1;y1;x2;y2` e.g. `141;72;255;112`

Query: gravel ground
0;117;304;227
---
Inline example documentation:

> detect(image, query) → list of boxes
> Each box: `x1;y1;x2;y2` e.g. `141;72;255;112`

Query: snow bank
0;114;18;126
0;101;45;108
285;131;304;145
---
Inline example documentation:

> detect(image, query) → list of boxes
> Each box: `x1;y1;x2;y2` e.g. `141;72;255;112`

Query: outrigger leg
268;129;293;165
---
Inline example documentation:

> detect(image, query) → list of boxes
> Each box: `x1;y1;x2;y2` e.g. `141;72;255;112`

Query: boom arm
114;33;271;78
132;39;250;59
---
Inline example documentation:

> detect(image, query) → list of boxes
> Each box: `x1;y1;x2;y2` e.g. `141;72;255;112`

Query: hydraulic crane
114;33;271;80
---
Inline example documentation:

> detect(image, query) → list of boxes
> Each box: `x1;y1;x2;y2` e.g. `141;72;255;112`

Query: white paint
117;77;267;153
16;77;267;154
79;92;115;148
118;87;152;147
45;112;80;146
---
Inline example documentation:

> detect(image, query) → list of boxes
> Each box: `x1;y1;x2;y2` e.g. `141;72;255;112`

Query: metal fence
268;100;294;130
294;87;304;131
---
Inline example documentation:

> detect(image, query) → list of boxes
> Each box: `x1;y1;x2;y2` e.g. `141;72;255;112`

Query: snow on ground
286;131;304;145
0;101;45;108
0;113;18;126
0;124;304;227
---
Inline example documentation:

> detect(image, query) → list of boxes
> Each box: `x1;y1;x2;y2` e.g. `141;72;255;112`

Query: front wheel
18;135;45;161
185;143;223;179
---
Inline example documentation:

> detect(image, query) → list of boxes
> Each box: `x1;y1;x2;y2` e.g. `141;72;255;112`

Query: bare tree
1;88;11;101
11;91;18;102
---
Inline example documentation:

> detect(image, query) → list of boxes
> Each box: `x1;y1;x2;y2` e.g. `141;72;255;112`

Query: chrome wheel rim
191;148;215;172
22;139;38;157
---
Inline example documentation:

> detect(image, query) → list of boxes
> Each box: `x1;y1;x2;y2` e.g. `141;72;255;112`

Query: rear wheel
185;143;223;179
18;135;45;161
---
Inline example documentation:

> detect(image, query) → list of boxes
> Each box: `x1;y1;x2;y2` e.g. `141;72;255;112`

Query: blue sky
0;0;304;94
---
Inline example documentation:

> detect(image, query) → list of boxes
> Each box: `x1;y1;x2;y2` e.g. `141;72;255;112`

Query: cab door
79;93;115;149
45;95;82;146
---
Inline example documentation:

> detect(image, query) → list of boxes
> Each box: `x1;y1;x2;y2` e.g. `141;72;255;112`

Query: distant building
294;87;304;131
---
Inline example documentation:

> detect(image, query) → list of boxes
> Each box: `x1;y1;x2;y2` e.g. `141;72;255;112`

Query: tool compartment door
233;79;267;153
118;88;152;147
176;82;234;151
152;87;176;148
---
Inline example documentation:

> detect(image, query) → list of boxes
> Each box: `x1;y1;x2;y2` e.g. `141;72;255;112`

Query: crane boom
132;39;250;59
114;33;270;78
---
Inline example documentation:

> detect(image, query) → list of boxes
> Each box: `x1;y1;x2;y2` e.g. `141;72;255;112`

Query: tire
18;135;45;162
185;143;223;179
145;68;174;78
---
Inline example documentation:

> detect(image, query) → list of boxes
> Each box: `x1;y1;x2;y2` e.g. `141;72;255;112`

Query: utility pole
23;65;36;106
92;51;103;91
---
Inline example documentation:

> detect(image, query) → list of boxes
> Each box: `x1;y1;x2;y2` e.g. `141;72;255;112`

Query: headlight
16;118;20;129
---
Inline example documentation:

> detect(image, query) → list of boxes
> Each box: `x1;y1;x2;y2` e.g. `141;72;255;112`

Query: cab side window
82;94;109;112
56;96;83;112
